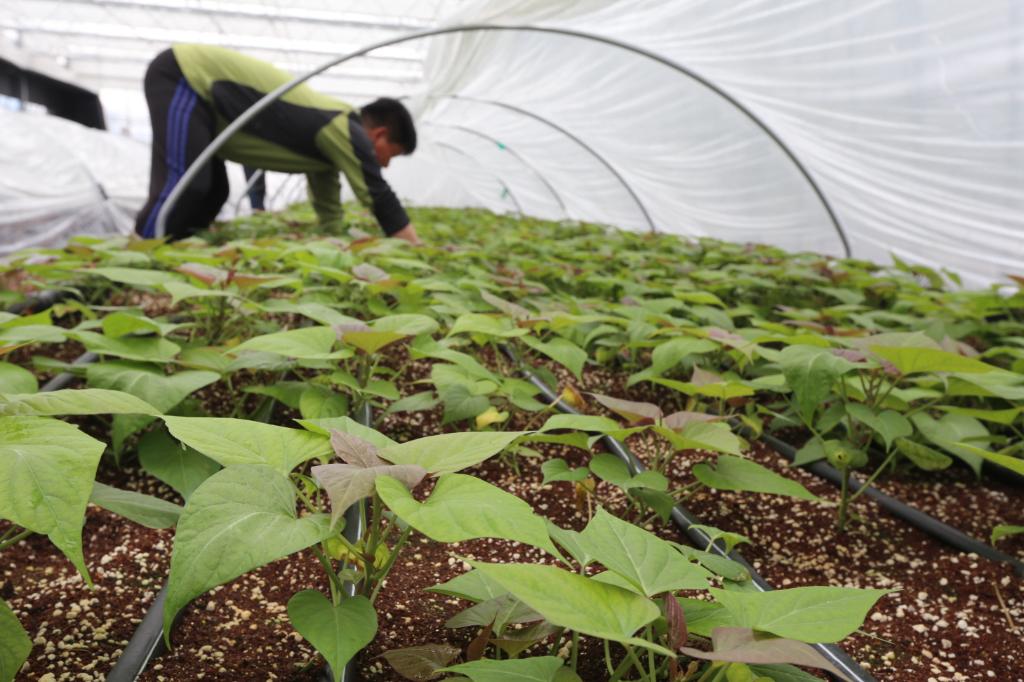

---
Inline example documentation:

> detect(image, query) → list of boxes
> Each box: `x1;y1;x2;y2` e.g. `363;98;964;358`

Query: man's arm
390;223;422;245
316;114;413;240
306;170;344;229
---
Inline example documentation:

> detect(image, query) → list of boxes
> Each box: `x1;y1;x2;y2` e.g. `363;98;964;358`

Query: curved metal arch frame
154;23;850;257
422;119;569;217
233;167;266;215
271;173;302;208
151;26;871;680
434;140;525;216
427;94;654;231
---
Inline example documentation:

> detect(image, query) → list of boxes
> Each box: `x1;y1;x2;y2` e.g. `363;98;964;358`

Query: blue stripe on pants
142;78;199;238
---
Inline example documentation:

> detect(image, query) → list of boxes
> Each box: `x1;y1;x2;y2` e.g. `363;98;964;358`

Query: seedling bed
508;355;1024;680
4;205;1024;682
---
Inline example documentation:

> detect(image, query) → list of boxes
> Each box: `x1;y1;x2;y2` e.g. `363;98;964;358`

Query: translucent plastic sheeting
0;110;149;254
402;0;1024;287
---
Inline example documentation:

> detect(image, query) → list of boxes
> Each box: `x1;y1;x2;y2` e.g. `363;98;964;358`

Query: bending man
135;44;421;244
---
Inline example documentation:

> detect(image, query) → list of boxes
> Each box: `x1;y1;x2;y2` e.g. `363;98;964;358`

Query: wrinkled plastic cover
0;110;149;254
385;0;1024;287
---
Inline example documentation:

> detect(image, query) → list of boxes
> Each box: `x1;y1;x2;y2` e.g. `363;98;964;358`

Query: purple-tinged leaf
352;263;390;282
679;627;851;681
587;393;662;424
480;289;531;320
664;591;688;651
330;430;384;468
661;411;722;431
380;643;461;681
313;462;426;528
466;623;493;662
831;348;867;363
176;262;227;286
690;366;724;386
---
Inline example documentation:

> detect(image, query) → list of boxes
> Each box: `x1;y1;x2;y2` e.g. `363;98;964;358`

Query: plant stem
571;630;580;671
292;479;319;515
369;526;411;604
623;645;649;682
645;625;656;680
312;545;342;605
604;639;615;677
0;528;32;551
848;446;899;503
608;648;637;682
838;463;850;531
873;378;898;411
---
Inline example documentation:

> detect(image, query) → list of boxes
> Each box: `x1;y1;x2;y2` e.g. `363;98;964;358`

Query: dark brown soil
4;508;173;681
136;555;326;682
8;344;1021;682
525;354;1024;681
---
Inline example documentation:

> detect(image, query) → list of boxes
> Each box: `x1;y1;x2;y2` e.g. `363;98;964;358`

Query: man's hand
391;223;423;246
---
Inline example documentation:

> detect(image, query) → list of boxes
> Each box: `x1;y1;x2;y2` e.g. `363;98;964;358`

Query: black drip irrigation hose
39;352;99;391
320;400;373;682
5;289;68;315
4;291;371;678
111;403;373;682
759;433;1024;577
501;346;875;682
982;460;1024;488
105;584;176;682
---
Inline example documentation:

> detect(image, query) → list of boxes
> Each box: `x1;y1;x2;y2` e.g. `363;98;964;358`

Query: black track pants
135;49;228;240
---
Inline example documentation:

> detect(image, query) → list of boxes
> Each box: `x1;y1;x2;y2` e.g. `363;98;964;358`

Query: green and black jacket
173;43;408;234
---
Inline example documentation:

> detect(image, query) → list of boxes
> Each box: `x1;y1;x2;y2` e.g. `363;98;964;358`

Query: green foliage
441;657;567;682
778;346;859;424
137;427;221;500
377;474;557;556
287;592;377;682
0;598;31;682
164;465;332;640
376;431;528;474
89;482;182;529
0;416;105;581
692;456;819;501
469;561;667;654
5;204;1021;676
0;362;37;394
0;388;160;417
579;509;710;595
710;586;892;643
163;416;332;475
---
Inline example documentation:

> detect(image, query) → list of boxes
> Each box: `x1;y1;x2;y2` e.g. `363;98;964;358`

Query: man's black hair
360;97;417;154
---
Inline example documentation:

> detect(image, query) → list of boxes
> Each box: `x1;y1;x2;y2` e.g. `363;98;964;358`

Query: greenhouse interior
1;1;1023;681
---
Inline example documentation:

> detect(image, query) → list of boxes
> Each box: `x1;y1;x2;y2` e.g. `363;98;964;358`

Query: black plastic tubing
503;347;875;682
760;433;1024;577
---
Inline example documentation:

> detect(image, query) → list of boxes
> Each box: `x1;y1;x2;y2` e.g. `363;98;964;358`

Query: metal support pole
434;140;524;216
232;167;265;215
422;120;568;217
432;94;655;232
154;23;850;256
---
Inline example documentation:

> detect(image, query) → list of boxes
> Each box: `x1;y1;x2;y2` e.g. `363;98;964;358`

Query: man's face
367;126;404;168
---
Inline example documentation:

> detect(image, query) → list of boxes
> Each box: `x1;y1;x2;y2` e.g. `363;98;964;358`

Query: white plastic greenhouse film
0;110;148;254
407;0;1024;287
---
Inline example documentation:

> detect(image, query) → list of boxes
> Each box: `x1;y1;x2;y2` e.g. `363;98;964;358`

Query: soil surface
526;353;1024;682
7;345;1022;681
4;465;176;681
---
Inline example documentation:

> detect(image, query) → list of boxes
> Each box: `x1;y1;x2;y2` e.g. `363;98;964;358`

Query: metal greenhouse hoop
434;139;525;215
155;23;851;257
422;94;652;230
421;120;569;217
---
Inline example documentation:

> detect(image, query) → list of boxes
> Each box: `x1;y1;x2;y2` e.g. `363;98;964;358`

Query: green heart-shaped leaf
164;465;332;639
287;591;377;682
